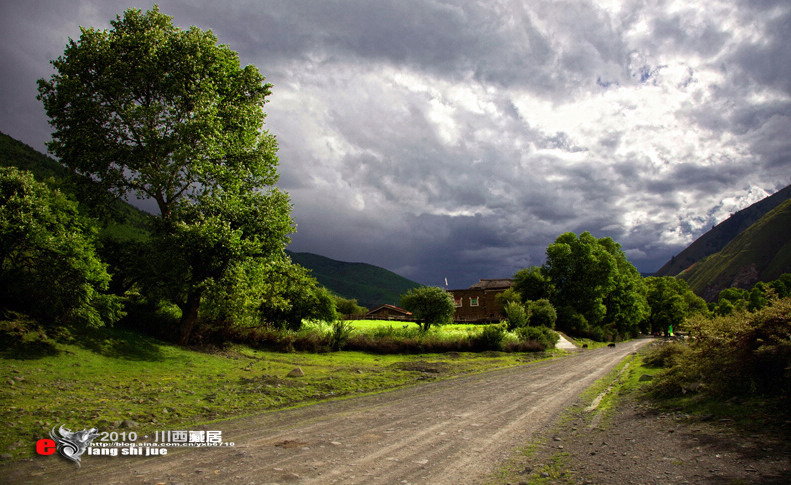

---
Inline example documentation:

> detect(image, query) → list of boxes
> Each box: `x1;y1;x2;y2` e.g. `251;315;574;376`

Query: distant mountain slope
0;132;68;180
656;184;791;277
678;198;791;301
1;131;419;309
286;251;421;310
0;131;151;239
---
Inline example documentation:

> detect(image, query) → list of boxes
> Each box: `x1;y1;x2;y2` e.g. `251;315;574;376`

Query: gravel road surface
3;339;651;485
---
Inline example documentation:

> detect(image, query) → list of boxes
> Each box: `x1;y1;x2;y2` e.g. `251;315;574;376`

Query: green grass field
346;320;482;331
1;324;553;461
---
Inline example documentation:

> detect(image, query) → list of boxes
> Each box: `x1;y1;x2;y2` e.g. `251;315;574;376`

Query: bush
651;298;791;398
527;299;557;329
516;325;559;350
472;324;506;351
642;341;690;368
503;340;545;352
328;320;353;351
0;167;123;328
504;301;528;330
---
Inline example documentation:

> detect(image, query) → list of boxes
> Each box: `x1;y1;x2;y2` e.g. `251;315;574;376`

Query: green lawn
346;319;483;333
1;325;544;461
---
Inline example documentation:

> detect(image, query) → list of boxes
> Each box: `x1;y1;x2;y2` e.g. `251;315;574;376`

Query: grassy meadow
1;320;561;461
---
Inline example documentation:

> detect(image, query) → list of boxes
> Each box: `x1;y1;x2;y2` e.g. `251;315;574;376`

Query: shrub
651;298;791;398
527;299;557;329
503;340;544;352
516;325;559;350
0;167;123;328
504;301;528;330
642;341;690;368
472;324;506;351
328;320;354;351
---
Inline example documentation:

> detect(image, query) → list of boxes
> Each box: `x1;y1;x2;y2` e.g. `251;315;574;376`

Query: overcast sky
2;0;790;288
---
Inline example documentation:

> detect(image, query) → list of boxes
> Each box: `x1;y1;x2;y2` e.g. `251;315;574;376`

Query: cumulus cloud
1;0;789;287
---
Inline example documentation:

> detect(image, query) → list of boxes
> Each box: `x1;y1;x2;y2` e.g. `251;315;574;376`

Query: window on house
454;297;462;307
470;297;479;307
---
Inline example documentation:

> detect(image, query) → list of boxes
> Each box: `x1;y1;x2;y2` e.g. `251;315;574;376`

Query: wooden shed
365;304;413;321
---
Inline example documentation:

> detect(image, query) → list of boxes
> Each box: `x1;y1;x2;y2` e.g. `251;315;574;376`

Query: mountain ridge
677;198;791;300
656;184;791;277
286;250;421;310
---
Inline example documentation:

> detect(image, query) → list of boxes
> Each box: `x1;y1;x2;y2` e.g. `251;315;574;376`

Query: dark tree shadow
0;333;61;359
0;313;61;359
72;326;164;361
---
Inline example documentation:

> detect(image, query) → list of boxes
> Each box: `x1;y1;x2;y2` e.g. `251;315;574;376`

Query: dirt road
4;339;650;484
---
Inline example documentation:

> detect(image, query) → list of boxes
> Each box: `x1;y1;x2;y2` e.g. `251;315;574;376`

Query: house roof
366;304;412;316
467;279;515;290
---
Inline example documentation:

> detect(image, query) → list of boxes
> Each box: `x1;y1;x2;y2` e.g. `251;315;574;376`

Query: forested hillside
678;198;791;300
287;251;421;309
0;131;151;236
656;184;791;277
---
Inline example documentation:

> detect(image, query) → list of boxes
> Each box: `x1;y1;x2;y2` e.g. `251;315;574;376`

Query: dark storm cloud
2;0;791;288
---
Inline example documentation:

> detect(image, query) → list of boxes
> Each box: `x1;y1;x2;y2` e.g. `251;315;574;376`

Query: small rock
639;374;654;382
1;453;13;461
287;367;305;378
120;419;139;429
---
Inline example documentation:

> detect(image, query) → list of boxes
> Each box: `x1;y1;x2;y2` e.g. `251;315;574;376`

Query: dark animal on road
582;344;588;348
608;343;616;348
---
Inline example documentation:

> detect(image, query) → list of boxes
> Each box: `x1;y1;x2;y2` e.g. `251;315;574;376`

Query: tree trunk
178;291;201;346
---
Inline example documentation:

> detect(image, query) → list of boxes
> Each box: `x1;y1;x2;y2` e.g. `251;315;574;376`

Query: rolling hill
656;184;791;277
1;131;420;310
286;251;421;310
677;198;791;301
0;132;69;180
0;131;151;237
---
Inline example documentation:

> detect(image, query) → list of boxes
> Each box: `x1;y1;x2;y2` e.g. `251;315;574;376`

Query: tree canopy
517;231;648;340
37;6;280;219
37;6;293;343
400;286;455;332
644;276;707;334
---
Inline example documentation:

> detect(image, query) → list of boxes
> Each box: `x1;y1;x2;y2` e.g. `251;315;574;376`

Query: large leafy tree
544;232;616;334
598;237;649;338
199;255;337;332
37;6;293;344
543;232;648;339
